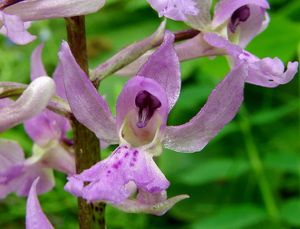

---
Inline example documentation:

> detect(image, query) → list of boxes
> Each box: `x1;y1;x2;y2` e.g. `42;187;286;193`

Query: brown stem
174;29;199;42
65;16;106;229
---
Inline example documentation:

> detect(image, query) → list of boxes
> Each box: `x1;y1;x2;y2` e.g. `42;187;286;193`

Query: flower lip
229;5;250;33
135;90;162;129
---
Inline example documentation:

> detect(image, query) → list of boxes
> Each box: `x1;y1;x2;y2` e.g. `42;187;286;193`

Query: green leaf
281;198;300;226
190;204;267;229
263;153;300;174
178;158;250;186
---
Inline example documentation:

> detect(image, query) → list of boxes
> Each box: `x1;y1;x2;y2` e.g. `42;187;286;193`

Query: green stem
239;106;280;223
65;16;106;229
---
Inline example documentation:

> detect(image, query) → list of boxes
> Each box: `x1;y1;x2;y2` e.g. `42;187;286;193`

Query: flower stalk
65;16;106;229
239;106;280;224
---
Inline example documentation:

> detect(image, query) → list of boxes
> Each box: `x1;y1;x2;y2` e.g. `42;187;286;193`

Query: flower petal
138;31;180;111
26;178;54;229
52;62;67;99
0;98;13;109
59;41;118;144
232;4;267;47
15;163;55;196
42;143;75;175
212;0;270;47
116;190;189;216
185;0;212;30
116;76;169;146
24;109;70;145
212;0;269;27
204;33;299;87
147;0;198;21
0;139;25;174
0;139;24;198
0;76;55;132
31;44;47;81
65;146;169;204
245;57;299;88
4;0;106;22
0;11;35;44
164;64;246;153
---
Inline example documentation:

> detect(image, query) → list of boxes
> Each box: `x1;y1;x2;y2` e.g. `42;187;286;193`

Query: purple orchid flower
59;31;246;215
149;0;270;48
0;45;75;198
26;177;54;229
118;0;297;88
0;76;55;132
203;33;298;88
0;0;105;44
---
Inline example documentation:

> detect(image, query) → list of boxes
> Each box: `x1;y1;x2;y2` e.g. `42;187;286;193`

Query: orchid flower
0;0;105;44
0;45;75;199
59;31;246;215
203;33;298;88
148;0;270;48
119;0;298;88
26;177;54;229
0;76;55;132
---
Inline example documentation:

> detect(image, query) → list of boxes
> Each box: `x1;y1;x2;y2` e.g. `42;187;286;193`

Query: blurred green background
0;0;299;228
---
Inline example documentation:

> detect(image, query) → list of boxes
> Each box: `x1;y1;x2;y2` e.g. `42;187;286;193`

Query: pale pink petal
138;31;180;111
0;11;35;44
185;0;212;30
24;109;70;146
212;0;269;27
26;178;54;229
52;62;67;99
42;144;75;175
30;44;47;81
0;139;25;198
59;41;118;144
0;77;55;132
116;76;168;146
65;146;169;204
14;163;55;196
116;190;189;216
4;0;106;22
164;64;246;153
204;33;299;88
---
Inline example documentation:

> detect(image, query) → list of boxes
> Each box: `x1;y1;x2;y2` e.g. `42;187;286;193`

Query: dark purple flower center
229;5;250;33
0;0;24;10
135;90;161;128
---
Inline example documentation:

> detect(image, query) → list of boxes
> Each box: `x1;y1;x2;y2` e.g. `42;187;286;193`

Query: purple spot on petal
130;162;135;167
124;152;129;158
133;150;138;157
